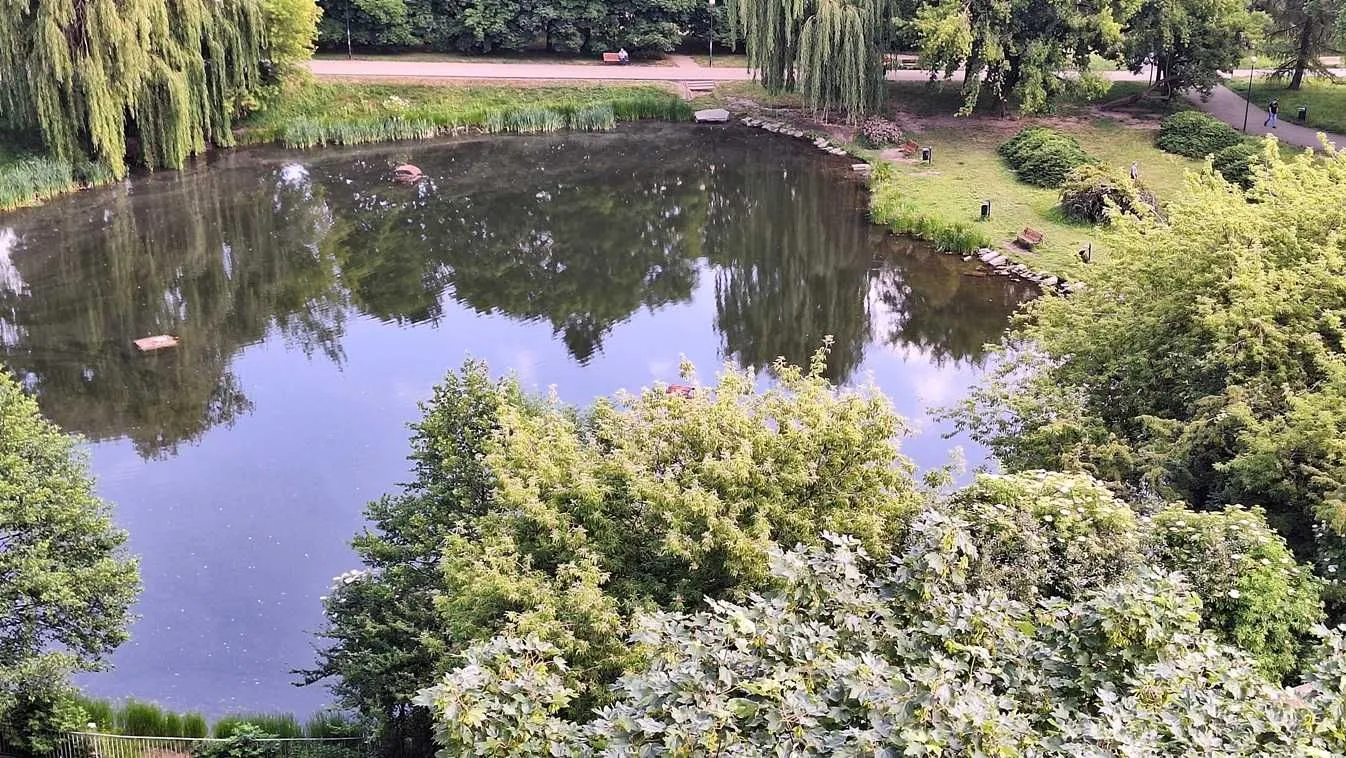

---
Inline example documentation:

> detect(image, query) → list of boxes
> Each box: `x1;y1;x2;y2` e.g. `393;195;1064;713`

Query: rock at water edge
695;108;731;123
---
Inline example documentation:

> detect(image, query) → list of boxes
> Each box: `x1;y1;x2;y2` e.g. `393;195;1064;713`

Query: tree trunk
1289;15;1314;89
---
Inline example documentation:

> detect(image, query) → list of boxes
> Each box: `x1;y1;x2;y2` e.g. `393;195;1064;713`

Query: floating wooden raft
134;335;179;352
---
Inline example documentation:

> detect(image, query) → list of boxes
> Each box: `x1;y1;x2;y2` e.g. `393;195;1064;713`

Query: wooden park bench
883;53;920;69
602;52;623;64
1016;227;1045;249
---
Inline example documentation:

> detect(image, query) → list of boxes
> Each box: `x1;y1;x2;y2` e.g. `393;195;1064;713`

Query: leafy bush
998;127;1095;187
1058;163;1158;224
303;710;364;738
859;116;903;147
193;724;279;758
0;659;86;756
1144;506;1323;681
1155;111;1244;157
1211;140;1266;188
215;713;301;738
416;522;1346;756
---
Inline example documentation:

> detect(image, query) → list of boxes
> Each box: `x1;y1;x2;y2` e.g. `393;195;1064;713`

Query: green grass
867;117;1202;280
693;53;749;68
1230;76;1346;135
242;83;692;148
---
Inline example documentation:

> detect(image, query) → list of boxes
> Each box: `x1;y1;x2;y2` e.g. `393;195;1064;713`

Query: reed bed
0;155;78;212
73;697;359;740
245;84;692;149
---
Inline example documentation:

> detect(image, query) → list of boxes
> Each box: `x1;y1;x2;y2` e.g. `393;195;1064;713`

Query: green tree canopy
305;355;919;754
0;371;141;752
1119;0;1258;96
950;138;1346;606
914;0;1128;114
729;0;893;119
0;0;319;178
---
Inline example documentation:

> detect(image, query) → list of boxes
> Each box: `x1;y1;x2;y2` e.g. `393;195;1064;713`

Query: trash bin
921;147;932;163
980;200;991;220
1298;105;1308;121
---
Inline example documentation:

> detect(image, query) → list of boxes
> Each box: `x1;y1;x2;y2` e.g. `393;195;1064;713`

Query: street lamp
708;0;716;67
1242;40;1255;133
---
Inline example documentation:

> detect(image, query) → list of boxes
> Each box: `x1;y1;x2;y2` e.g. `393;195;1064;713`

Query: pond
0;123;1034;715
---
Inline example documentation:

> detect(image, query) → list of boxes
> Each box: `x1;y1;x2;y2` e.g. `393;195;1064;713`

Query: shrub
1143;506;1323;681
1155;111;1244;158
1058;164;1158;224
303;710;364;738
859;117;903;147
1211;140;1265;188
193;724;279;758
214;713;301;738
998;127;1095;187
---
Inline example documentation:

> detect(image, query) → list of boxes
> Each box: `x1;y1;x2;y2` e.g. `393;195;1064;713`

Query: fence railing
46;733;367;758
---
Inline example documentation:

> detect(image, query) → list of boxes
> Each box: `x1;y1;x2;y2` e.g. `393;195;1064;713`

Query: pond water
0;124;1033;715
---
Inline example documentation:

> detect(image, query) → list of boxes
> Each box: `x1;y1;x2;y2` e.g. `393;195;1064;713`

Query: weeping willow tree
0;0;265;179
730;0;892;120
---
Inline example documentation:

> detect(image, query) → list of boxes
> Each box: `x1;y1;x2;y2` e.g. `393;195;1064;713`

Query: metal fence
46;733;367;758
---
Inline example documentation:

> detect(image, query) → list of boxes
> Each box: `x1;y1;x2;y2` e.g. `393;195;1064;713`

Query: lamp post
1242;42;1255;133
708;0;716;67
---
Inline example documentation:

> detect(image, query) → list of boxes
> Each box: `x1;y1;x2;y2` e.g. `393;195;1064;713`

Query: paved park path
309;58;1345;150
1185;83;1341;150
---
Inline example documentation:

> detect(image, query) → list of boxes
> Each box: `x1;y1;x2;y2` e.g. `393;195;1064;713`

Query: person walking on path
1129;162;1139;181
1265;99;1280;128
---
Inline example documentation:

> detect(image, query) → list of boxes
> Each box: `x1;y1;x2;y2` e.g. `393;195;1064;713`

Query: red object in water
665;384;696;398
392;164;424;183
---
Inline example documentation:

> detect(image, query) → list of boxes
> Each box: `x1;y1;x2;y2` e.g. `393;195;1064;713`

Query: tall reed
259;85;692;149
303;710;363;738
0;155;78;212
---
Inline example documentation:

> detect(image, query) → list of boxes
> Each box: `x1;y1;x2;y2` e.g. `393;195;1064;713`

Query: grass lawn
697;79;1202;279
1229;77;1346;134
866;117;1201;280
693;53;750;68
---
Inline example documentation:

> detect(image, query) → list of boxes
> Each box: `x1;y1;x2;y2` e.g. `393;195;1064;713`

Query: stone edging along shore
738;115;1078;297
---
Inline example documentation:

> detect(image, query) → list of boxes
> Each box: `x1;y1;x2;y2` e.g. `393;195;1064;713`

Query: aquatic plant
254;85;693;149
0;156;77;212
567;104;618;131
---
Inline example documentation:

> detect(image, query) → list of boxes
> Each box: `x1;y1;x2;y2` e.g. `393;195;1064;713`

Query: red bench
1016;227;1045;249
602;52;622;64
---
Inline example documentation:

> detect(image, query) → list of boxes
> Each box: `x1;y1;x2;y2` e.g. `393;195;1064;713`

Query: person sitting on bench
618;48;629;64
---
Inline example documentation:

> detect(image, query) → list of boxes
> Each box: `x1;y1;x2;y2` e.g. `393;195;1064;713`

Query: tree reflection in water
0;126;1032;459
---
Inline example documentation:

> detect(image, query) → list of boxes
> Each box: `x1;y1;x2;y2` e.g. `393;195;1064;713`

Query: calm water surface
0;124;1033;715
